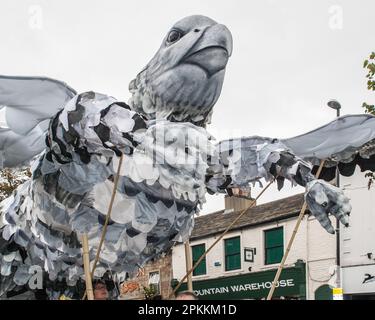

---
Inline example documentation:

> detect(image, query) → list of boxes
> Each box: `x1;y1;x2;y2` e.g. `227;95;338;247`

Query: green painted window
264;227;284;265
192;244;207;276
224;236;241;271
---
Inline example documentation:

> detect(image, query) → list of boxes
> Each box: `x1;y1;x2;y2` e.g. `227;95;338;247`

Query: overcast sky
1;0;374;214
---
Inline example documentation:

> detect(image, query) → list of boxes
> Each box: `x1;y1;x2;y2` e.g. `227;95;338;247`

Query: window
148;271;160;295
264;227;284;265
191;244;207;276
224;236;241;271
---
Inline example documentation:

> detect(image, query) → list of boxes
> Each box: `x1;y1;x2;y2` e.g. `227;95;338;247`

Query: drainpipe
185;241;193;291
305;215;310;300
327;100;342;296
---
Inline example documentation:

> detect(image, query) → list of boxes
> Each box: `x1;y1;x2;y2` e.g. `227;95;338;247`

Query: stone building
119;250;173;300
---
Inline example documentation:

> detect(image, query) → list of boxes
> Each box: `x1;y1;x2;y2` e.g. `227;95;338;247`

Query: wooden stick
82;154;124;300
82;233;94;300
91;154;124;277
184;241;193;291
266;160;326;300
169;178;275;299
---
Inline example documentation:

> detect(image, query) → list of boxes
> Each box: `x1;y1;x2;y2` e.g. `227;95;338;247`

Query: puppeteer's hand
305;180;351;234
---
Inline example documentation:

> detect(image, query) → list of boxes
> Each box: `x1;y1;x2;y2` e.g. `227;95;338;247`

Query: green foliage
362;52;375;188
142;285;158;300
0;168;31;202
362;52;375;114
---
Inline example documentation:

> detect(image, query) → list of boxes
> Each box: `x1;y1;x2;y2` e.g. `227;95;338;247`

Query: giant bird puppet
1;15;375;299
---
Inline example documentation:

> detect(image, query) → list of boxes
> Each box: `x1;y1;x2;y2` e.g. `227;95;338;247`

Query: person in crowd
175;290;198;300
93;280;109;300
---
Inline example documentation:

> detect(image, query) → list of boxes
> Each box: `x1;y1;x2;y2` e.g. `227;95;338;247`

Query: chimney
224;187;256;213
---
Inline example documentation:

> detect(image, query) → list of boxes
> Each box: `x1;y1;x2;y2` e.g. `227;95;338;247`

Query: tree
142;285;158;300
362;52;375;188
0;168;31;202
362;52;375;113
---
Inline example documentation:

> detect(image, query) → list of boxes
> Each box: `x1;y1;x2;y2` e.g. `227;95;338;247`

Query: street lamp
327;100;341;117
327;99;342;296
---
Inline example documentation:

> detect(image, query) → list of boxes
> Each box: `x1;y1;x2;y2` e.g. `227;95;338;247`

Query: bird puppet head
128;15;233;127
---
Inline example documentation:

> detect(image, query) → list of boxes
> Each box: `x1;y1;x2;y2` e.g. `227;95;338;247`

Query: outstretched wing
213;125;356;234
0;75;77;167
281;114;375;181
212;136;314;192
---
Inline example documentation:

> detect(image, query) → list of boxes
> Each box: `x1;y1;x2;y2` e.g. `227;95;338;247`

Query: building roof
191;193;306;240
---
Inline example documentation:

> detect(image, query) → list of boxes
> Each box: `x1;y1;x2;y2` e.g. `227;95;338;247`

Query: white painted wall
341;167;375;266
340;167;375;294
172;212;336;299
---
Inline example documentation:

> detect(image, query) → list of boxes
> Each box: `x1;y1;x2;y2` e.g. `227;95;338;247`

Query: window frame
264;226;284;265
148;270;161;295
191;243;207;277
224;236;241;272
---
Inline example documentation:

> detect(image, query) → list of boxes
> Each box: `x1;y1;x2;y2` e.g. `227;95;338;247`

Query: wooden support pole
82;233;94;300
91;154;124;278
266;160;326;300
81;154;124;300
184;241;193;292
169;178;275;299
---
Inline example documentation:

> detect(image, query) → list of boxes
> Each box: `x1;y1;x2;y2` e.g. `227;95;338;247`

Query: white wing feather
0;75;76;167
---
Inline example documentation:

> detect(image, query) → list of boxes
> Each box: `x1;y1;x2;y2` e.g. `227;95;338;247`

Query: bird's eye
167;30;182;44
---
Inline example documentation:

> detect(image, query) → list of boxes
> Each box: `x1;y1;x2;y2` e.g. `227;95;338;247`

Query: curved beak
182;24;233;77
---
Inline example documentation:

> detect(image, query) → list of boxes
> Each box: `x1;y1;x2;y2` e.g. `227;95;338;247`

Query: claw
335;210;350;227
305;179;351;234
326;225;335;234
